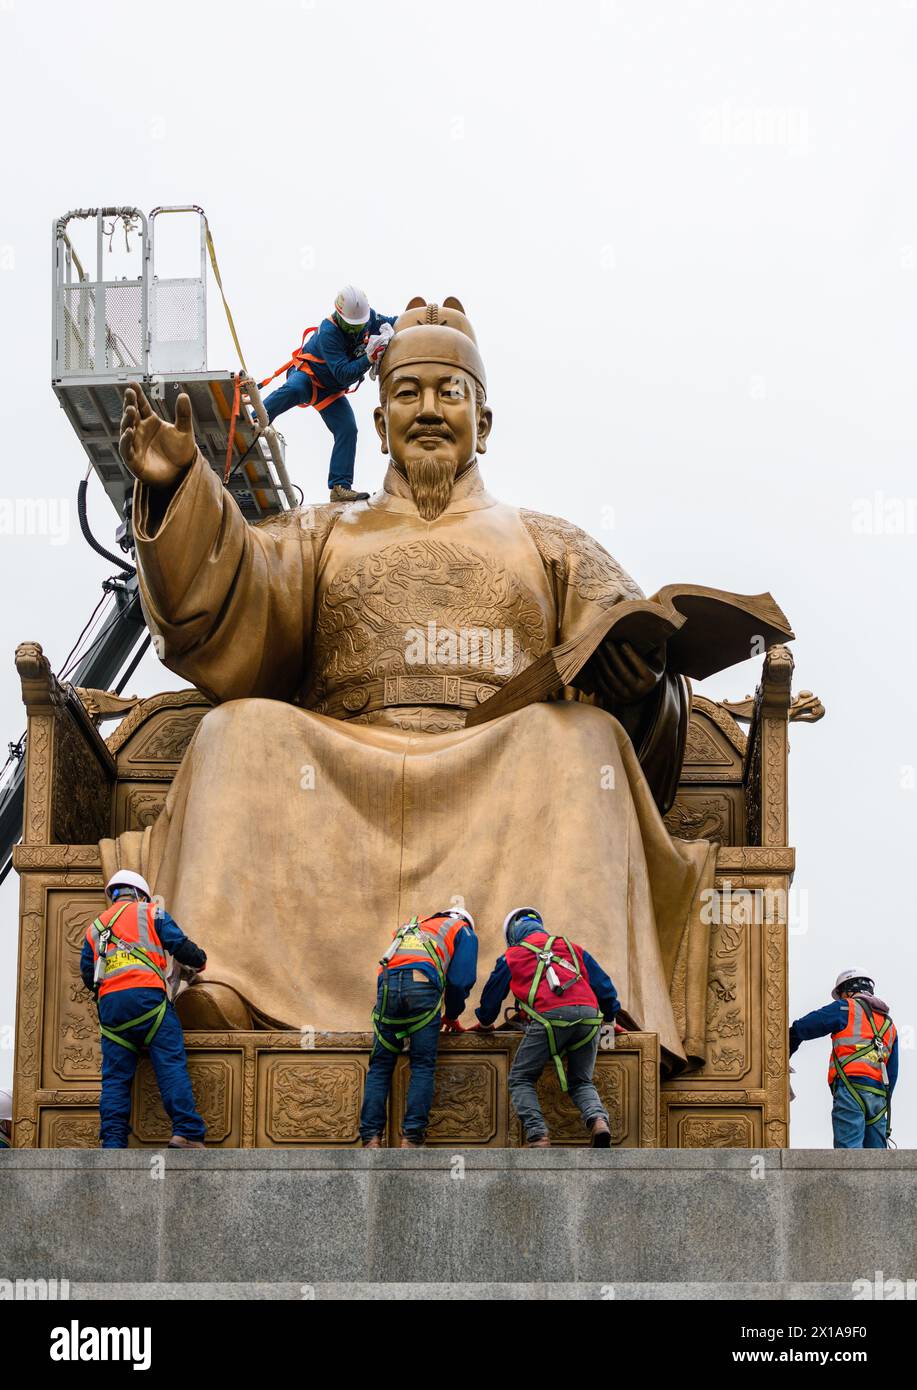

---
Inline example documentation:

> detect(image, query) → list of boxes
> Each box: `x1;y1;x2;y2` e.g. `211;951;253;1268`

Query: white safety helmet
334;284;370;326
445;908;475;932
105;869;152;901
831;968;875;1000
502;906;543;946
0;1089;12;1123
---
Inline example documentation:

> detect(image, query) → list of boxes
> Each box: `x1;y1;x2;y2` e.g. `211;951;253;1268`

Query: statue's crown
379;296;486;397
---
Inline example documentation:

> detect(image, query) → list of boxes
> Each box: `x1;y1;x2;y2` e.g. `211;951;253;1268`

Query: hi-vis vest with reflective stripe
828;997;896;1088
377;912;463;979
86;901;168;997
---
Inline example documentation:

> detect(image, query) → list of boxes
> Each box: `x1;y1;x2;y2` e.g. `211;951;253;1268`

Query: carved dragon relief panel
134;1056;237;1144
124;712;206;767
677;1114;756;1147
51;711;111;846
48;892;105;1085
393;1055;500;1144
702;914;751;1082
41;1111;102;1148
262;1055;364;1144
114;784;170;834
664;791;742;846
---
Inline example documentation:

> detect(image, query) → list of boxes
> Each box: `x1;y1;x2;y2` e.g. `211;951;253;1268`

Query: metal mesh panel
102;281;143;371
150;278;205;372
60;285;96;374
58;281;143;376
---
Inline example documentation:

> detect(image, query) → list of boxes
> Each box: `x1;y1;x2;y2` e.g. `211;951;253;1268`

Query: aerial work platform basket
52;205;297;522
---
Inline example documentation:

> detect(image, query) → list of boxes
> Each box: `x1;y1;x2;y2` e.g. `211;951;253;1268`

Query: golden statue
110;298;721;1069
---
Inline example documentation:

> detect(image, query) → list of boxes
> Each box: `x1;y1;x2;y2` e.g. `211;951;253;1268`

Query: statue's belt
315;675;500;720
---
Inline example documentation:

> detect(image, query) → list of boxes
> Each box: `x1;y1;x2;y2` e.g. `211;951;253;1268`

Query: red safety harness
258;318;364;414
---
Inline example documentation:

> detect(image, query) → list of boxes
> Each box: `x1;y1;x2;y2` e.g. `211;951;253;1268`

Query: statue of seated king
107;297;723;1071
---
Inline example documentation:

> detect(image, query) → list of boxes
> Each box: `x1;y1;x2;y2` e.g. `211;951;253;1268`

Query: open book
464;584;793;728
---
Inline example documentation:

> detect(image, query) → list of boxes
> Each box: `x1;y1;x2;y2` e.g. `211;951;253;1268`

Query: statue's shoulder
519;507;643;603
252;501;350;543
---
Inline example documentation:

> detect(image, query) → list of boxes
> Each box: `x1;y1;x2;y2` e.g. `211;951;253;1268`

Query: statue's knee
196;698;277;746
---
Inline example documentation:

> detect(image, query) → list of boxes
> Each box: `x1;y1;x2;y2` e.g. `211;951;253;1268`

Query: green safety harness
92;902;169;1053
517;934;604;1093
372;916;446;1055
831;997;894;1129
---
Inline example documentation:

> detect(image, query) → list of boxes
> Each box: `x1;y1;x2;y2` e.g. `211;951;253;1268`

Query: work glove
441;1016;464;1033
364;333;388;365
366;322;394;365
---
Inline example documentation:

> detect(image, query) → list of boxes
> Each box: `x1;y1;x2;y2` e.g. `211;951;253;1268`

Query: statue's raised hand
119;381;196;489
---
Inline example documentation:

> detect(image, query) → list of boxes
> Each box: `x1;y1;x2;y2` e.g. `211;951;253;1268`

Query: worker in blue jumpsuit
81;870;208;1149
263;284;398;503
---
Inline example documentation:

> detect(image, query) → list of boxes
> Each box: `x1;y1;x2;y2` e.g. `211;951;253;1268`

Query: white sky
1;0;915;1148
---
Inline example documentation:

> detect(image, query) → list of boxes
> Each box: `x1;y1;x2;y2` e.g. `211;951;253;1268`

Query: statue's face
374;362;492;520
375;364;490;468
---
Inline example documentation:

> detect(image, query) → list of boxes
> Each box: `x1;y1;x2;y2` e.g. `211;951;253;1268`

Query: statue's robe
104;453;715;1068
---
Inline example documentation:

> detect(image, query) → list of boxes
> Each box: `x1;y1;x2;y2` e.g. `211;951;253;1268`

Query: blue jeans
98;990;205;1148
831;1081;888;1149
359;974;442;1142
263;368;358;488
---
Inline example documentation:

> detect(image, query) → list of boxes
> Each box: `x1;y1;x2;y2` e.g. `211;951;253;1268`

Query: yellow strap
204;220;248;373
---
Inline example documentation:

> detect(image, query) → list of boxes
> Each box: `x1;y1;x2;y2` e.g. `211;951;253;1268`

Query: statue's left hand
591;639;665;706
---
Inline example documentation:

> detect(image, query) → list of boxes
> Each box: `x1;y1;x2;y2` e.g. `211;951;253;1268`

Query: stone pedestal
2;1149;912;1299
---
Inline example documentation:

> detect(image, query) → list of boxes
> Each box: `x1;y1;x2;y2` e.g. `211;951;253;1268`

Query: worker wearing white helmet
789;969;898;1148
474;907;622;1148
260;284;398;503
359;909;478;1148
79;871;209;1148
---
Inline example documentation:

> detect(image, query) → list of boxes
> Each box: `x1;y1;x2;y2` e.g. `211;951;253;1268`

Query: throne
10;640;819;1148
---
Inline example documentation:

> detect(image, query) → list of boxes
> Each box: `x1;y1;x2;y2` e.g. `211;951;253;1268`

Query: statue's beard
403;452;459;521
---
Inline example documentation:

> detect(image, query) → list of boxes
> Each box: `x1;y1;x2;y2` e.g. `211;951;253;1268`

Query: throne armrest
15;641;115;846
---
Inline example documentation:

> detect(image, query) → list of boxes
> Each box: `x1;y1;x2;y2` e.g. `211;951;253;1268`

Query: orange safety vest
377;912;465;980
86;900;169;998
828;996;896;1090
258;318;365;413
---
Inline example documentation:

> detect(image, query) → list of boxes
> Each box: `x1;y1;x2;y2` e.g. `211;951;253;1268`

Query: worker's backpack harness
90;903;169;1053
831;997;894;1128
373;915;450;1054
517;935;604;1092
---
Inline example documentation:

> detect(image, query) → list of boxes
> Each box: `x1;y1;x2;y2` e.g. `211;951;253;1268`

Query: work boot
525;1134;551;1148
363;1135;382;1149
589;1116;612;1148
400;1134;423;1148
330;485;370;503
168;1136;205;1149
